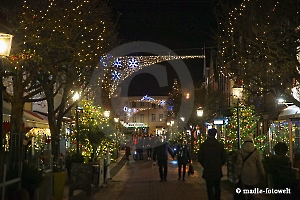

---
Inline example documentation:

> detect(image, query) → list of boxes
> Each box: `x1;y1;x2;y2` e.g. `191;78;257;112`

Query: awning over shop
261;111;282;121
2;110;49;129
24;110;49;128
278;105;300;120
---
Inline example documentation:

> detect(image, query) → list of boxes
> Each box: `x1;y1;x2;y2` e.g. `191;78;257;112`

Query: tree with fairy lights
0;0;119;159
166;79;182;139
167;78;181;119
215;0;300;107
225;100;259;152
72;100;121;162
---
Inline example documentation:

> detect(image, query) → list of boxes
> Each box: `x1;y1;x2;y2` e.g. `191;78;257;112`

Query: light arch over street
98;54;205;98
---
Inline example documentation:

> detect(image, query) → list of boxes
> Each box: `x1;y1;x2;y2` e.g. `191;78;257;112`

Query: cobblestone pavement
62;150;276;200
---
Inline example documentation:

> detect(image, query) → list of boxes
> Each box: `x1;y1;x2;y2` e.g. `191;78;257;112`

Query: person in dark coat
136;137;144;160
146;136;154;160
125;142;131;161
176;139;191;181
152;137;175;182
198;128;227;200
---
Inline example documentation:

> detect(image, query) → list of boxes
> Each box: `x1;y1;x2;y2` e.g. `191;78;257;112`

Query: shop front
269;105;300;164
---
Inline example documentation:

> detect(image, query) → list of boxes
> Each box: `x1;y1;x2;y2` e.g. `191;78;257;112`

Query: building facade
117;95;168;136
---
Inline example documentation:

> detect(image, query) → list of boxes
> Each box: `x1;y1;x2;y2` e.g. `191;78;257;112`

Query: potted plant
53;156;68;200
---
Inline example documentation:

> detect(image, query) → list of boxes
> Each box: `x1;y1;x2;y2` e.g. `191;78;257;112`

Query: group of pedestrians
126;128;266;200
125;135;156;161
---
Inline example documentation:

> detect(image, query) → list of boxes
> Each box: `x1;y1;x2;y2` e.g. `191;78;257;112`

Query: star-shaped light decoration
113;58;123;68
112;70;121;81
127;57;139;68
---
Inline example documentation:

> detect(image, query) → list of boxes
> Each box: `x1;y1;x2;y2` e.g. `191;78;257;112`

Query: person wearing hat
198;128;226;200
234;134;265;200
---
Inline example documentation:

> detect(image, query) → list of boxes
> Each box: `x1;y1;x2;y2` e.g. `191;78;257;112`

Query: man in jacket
198;128;226;200
153;136;175;182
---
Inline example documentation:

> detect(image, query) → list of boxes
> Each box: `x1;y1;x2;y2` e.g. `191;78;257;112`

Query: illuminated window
159;114;163;122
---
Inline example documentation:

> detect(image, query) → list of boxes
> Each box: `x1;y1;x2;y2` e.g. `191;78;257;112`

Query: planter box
53;172;66;200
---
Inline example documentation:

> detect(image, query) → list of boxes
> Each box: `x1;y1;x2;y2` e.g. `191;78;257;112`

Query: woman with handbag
176;139;191;181
234;135;265;200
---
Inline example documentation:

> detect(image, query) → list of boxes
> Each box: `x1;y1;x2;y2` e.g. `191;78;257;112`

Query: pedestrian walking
152;137;175;182
136;137;144;160
176;139;191;181
234;135;265;200
125;142;131;161
146;135;154;160
198;128;227;200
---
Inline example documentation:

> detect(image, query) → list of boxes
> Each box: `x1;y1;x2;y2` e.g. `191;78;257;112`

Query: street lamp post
197;106;204;145
114;117;119;157
170;120;174;140
166;122;170;140
232;86;243;150
0;13;13;160
72;92;80;156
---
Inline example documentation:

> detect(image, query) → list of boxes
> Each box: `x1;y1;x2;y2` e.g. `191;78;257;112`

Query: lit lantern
104;110;110;118
0;13;13;57
197;107;204;117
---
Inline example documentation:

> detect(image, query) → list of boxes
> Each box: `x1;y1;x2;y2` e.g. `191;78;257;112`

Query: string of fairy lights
217;0;300;79
98;55;205;98
214;0;300;154
18;0;107;68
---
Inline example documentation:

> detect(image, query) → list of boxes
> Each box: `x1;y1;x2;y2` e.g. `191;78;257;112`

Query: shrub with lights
69;100;123;162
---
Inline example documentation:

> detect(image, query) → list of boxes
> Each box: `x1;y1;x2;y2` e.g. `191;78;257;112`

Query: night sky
109;0;218;96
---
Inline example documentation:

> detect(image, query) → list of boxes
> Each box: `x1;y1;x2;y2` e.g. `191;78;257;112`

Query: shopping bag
188;164;194;175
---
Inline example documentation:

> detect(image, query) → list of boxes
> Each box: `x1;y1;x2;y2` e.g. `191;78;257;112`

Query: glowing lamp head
232;86;243;100
0;34;12;57
104;110;110;118
0;13;13;57
197;107;204;117
72;92;80;101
